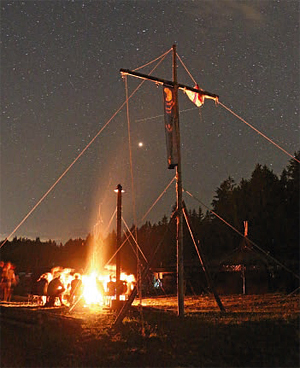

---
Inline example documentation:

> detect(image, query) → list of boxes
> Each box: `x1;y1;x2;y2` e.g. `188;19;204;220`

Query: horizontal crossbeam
120;68;219;100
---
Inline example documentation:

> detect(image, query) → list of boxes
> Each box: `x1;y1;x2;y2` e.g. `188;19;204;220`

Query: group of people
35;272;83;307
0;261;18;302
1;262;130;307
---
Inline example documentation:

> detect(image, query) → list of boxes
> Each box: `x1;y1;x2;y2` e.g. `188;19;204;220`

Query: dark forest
1;151;299;290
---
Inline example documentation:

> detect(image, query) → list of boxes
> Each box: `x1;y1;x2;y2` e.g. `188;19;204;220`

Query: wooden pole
116;184;122;300
182;204;225;312
242;265;246;295
113;214;177;327
173;44;184;317
115;46;219;320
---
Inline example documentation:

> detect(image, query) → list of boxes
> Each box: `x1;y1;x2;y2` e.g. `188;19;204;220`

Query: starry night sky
1;0;299;244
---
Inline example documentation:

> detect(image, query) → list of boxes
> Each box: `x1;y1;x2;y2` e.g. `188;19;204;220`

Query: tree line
1;151;299;279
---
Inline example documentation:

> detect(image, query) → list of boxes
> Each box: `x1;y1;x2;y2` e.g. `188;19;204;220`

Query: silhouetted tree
1;152;298;284
279;151;299;266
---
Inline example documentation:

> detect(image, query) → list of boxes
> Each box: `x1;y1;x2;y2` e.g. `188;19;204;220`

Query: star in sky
1;0;299;244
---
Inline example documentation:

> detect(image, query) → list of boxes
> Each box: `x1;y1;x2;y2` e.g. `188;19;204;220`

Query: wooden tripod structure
113;45;223;326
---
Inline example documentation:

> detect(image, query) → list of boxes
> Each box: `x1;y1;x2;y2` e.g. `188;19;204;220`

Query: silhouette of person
1;262;16;302
70;274;83;305
36;273;49;305
46;275;65;307
107;276;116;297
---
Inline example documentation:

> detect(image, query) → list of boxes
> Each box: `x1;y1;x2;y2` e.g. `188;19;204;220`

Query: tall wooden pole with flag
172;44;185;317
113;46;220;326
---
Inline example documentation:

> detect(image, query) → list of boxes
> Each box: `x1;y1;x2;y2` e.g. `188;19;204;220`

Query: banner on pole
163;85;178;169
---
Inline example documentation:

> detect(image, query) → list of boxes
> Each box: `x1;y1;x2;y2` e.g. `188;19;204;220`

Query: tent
215;222;272;295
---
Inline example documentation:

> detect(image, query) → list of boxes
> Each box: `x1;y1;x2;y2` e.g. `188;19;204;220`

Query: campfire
35;266;136;307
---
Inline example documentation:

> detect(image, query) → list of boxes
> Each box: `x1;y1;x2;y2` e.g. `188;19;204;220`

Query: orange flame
39;266;136;307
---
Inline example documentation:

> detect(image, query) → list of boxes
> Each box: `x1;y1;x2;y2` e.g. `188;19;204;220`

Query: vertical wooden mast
113;48;221;326
173;44;184;316
116;183;122;301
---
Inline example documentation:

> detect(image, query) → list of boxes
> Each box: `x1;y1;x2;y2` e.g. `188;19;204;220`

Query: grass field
1;293;299;367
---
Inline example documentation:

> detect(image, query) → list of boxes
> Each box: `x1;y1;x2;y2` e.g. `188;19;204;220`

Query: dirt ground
1;293;299;367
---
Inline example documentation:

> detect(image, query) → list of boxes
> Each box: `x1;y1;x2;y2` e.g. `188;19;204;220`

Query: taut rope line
122;217;148;263
124;74;137;237
176;53;197;85
0;116;114;249
218;101;300;164
134;48;172;71
135;107;197;123
183;188;299;280
1;49;171;249
176;54;299;165
123;50;172;333
140;176;176;224
103;176;175;268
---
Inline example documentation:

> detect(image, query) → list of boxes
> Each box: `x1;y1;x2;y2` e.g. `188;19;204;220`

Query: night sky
1;1;299;244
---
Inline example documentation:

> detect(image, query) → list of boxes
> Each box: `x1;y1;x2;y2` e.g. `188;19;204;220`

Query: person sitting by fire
69;273;83;305
35;273;49;305
45;275;66;307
